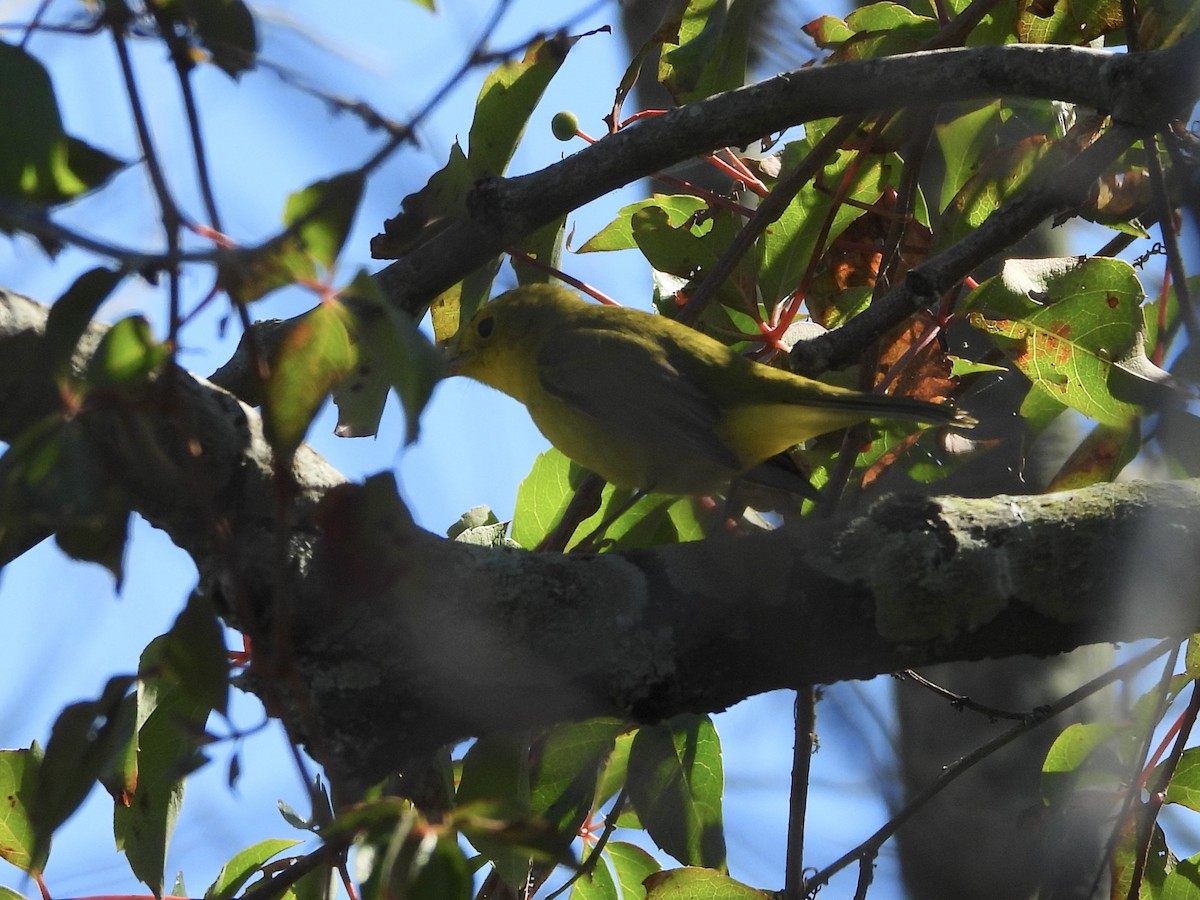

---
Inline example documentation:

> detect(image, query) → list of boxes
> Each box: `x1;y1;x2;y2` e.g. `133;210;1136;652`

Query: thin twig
895;669;1033;721
784;687;818;900
1144;130;1199;344
677;116;864;327
1125;678;1200;900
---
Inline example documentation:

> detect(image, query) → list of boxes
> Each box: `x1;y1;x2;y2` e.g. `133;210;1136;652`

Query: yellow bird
447;284;970;496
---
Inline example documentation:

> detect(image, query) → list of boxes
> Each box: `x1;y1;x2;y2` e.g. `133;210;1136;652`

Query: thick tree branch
372;34;1200;317
6;287;1199;795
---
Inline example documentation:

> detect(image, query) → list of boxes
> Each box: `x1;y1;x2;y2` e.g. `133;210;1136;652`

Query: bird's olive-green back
449;285;960;494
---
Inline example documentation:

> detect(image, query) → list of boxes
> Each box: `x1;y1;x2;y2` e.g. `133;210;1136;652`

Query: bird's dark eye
475;315;495;340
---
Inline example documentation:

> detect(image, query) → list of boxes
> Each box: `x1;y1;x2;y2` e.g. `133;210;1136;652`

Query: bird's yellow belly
526;395;737;495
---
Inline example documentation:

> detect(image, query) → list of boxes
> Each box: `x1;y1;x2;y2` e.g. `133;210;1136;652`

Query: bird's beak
440;339;470;376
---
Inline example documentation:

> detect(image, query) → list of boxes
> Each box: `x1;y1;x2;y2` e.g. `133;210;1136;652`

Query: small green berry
551;111;580;142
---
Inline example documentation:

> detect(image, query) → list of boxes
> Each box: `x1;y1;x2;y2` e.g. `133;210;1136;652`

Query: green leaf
1016;0;1123;45
579;195;708;254
627;715;726;871
160;591;230;717
805;3;939;61
284;171;365;273
0;889;34;900
332;271;444;442
937;136;1052;252
32;677;136;857
643;867;768;898
934;101;1005;214
1041;721;1125;805
469;35;578;179
205;838;302;899
757;133;895;307
85;316;169;389
1045;420;1141;491
965;257;1146;426
262;299;358;460
606;842;661;899
0;746;47;874
0;41;123;205
529;719;626;841
0;416;131;581
511;215;567;286
571;852;618;900
358;824;471;900
44;268;124;382
116;636;215;897
1160;854;1200;900
456;733;535;887
578;196;758;311
510;450;704;551
220;171;364;303
596;732;640;828
658;0;757;105
371;143;471;263
457;733;531;819
1111;819;1173;899
1161;748;1200;813
178;0;259;76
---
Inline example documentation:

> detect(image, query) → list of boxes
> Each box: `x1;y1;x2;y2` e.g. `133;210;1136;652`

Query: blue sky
0;0;910;896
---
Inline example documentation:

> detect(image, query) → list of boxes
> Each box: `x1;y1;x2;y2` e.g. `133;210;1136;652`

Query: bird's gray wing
536;327;742;471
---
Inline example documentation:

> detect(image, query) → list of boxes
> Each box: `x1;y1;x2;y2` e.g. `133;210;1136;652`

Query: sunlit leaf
606;841;660;899
935;101;1005;213
511;450;704;551
1017;0;1123;45
205;838;301;899
529;719;625;839
571;852;617;900
658;0;757;104
965;257;1145;426
262;299;358;460
937;136;1052;252
643;867;768;898
85;316;169;389
469;35;577;179
0;746;46;874
284;171;365;273
221;171;364;303
805;2;939;61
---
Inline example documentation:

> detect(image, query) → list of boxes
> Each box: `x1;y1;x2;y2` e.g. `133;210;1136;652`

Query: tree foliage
1;1;1200;899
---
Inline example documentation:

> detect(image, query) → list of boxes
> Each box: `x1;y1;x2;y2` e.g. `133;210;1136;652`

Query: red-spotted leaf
965;257;1146;426
0;746;47;875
